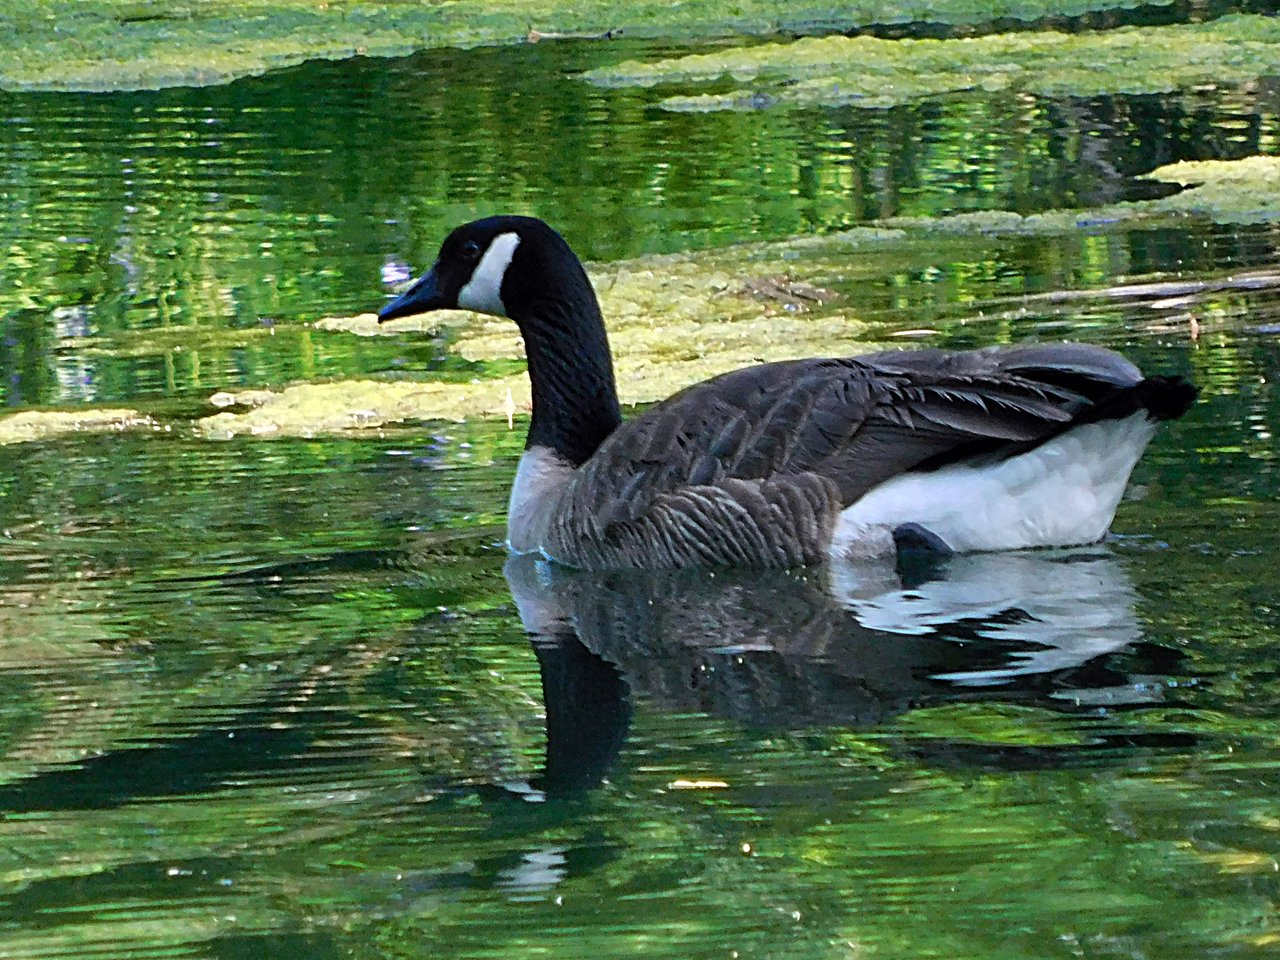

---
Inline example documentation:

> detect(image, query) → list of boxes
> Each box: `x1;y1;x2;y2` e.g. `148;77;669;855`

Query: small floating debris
668;779;730;790
502;386;517;429
381;257;413;286
1029;270;1280;304
740;276;839;310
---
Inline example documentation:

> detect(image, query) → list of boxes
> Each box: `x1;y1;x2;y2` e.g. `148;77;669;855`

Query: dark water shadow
508;546;1191;796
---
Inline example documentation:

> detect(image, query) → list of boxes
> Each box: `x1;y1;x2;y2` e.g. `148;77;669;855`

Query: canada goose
378;216;1196;569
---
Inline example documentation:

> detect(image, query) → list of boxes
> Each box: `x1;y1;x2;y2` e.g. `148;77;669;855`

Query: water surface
2;20;1280;960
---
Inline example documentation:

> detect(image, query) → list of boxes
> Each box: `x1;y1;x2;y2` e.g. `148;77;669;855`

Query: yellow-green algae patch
211;254;874;436
195;378;530;438
304;247;876;425
290;162;1280;434
1142;156;1280;225
586;14;1280;110
457;256;869;403
1;0;1177;93
0;408;157;445
314;311;479;338
881;156;1280;232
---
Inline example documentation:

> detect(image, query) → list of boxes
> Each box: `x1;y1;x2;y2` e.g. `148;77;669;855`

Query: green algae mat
0;0;1187;92
587;14;1280;110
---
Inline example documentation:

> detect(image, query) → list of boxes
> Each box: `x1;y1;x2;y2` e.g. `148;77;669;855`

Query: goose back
533;344;1176;569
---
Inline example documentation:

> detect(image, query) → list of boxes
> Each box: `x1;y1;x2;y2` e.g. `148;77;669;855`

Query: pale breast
507;445;576;555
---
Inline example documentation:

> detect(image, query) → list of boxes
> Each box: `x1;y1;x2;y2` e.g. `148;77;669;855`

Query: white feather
829;412;1158;558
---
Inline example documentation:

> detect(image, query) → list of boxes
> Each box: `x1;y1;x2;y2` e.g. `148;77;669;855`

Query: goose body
379;216;1196;569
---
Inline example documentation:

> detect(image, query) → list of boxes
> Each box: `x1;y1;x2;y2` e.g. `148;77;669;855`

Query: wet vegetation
0;0;1228;92
3;1;1280;957
588;14;1280;110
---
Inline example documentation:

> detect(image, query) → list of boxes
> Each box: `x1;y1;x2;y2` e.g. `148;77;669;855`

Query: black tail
1133;375;1199;422
915;371;1196;471
1073;374;1198;427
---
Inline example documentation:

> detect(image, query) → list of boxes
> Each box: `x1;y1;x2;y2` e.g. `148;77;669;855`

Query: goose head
378;215;597;325
378;215;622;468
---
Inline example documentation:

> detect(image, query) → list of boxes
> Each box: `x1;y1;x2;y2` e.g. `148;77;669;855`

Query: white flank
829;412;1159;559
507;444;575;555
457;231;521;316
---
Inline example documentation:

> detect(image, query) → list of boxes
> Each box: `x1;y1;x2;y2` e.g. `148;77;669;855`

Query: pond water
2;17;1280;960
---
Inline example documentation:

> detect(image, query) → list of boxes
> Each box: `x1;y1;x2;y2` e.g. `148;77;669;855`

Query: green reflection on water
3;36;1278;410
2;398;1280;957
2;15;1280;960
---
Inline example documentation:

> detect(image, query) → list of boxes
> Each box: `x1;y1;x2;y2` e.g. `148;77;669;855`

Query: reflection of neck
533;635;631;794
517;289;622;468
506;554;631;793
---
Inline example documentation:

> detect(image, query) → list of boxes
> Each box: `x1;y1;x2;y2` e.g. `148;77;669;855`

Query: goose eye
460;240;482;262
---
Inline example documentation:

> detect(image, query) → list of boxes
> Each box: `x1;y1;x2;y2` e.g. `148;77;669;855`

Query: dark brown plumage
537;345;1192;567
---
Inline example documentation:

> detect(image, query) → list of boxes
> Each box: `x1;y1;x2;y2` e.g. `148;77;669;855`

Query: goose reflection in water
509;547;1178;796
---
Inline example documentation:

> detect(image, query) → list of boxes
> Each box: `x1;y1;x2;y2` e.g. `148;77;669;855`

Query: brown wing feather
543;345;1143;568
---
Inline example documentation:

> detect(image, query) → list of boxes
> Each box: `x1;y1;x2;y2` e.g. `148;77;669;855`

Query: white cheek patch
457;232;521;316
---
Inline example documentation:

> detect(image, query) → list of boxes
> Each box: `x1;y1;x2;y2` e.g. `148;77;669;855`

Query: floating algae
1141;156;1280;225
194;378;530;438
879;156;1280;233
2;0;1181;93
586;15;1280;111
207;252;873;436
256;160;1280;435
0;408;157;444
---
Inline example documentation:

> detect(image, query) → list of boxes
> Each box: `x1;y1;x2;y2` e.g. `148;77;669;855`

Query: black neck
515;290;622;468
